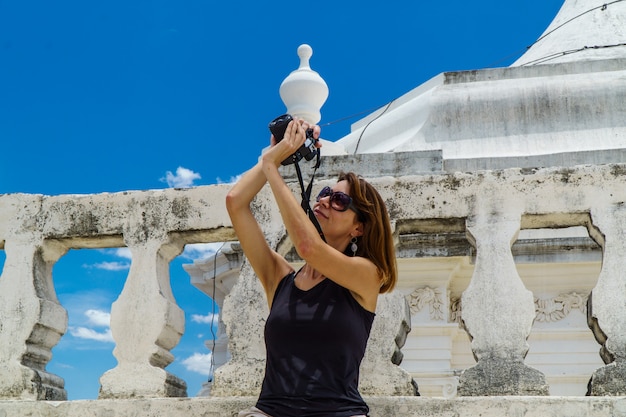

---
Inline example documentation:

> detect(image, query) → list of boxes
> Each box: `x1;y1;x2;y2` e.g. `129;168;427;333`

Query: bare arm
225;160;292;304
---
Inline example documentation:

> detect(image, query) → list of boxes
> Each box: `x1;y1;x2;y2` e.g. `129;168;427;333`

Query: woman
226;117;397;417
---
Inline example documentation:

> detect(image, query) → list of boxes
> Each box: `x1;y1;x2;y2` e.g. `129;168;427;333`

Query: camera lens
268;114;293;142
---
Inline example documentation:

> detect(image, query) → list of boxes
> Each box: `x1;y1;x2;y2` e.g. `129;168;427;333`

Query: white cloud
114;247;132;259
191;312;219;324
85;309;110;327
61;290;113;320
181;352;213;376
90;261;130;271
84;248;131;270
161;166;201;188
216;175;241;184
181;242;225;261
67;309;113;343
69;326;114;343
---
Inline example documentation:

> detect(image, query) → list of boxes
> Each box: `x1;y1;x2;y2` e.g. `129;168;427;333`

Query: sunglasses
316;186;361;217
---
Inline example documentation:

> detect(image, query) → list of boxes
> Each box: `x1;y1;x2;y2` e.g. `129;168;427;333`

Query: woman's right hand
263;119;305;167
265;118;322;166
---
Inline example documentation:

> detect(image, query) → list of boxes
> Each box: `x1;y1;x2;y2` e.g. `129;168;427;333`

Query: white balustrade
1;162;626;401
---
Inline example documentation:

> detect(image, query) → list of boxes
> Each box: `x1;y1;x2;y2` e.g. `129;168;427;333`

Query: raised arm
225;158;293;304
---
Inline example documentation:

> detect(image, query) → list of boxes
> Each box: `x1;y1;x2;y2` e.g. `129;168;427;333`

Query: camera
268;114;318;166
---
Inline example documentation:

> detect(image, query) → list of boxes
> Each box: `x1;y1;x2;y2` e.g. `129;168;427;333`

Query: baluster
359;291;419;395
99;236;186;398
458;210;548;395
210;261;268;396
0;237;68;400
587;204;626;395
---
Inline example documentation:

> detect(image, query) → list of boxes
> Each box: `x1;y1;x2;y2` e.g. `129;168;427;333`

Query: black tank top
255;271;375;417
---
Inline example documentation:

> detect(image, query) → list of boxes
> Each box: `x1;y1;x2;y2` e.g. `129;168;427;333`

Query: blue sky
1;0;564;400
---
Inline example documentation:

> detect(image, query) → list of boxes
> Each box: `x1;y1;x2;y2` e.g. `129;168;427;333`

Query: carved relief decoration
534;292;588;322
448;292;588;324
450;297;462;324
406;286;444;321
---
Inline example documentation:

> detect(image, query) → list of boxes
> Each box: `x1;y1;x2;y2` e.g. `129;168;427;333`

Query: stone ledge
445;148;626;173
2;396;626;417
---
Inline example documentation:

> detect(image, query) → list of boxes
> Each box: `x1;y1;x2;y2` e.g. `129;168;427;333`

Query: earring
350;237;358;256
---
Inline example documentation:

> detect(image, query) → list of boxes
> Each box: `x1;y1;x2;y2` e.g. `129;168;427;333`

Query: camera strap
293;148;326;242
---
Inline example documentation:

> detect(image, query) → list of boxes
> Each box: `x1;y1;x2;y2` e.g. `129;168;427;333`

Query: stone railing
2;157;626;415
0;185;235;400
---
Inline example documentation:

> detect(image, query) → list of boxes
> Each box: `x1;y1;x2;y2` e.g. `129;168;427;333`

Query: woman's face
313;180;361;238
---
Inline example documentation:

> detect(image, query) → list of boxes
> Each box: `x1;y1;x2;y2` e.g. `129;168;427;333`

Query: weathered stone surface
2;396;626;417
458;210;548;395
210;263;269;397
360;292;419;396
99;236;188;399
0;237;68;400
459;359;549;396
588;360;626;396
333;58;626;162
586;204;626;395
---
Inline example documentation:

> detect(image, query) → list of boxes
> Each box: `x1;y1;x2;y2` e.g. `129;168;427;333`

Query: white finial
279;44;329;124
298;44;312;69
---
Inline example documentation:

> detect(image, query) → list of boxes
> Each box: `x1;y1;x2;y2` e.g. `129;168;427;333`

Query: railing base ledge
0;395;625;416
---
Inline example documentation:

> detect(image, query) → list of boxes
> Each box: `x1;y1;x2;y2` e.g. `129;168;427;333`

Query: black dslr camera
268;114;317;166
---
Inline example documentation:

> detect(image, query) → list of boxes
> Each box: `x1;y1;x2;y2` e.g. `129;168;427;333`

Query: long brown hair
339;172;397;293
